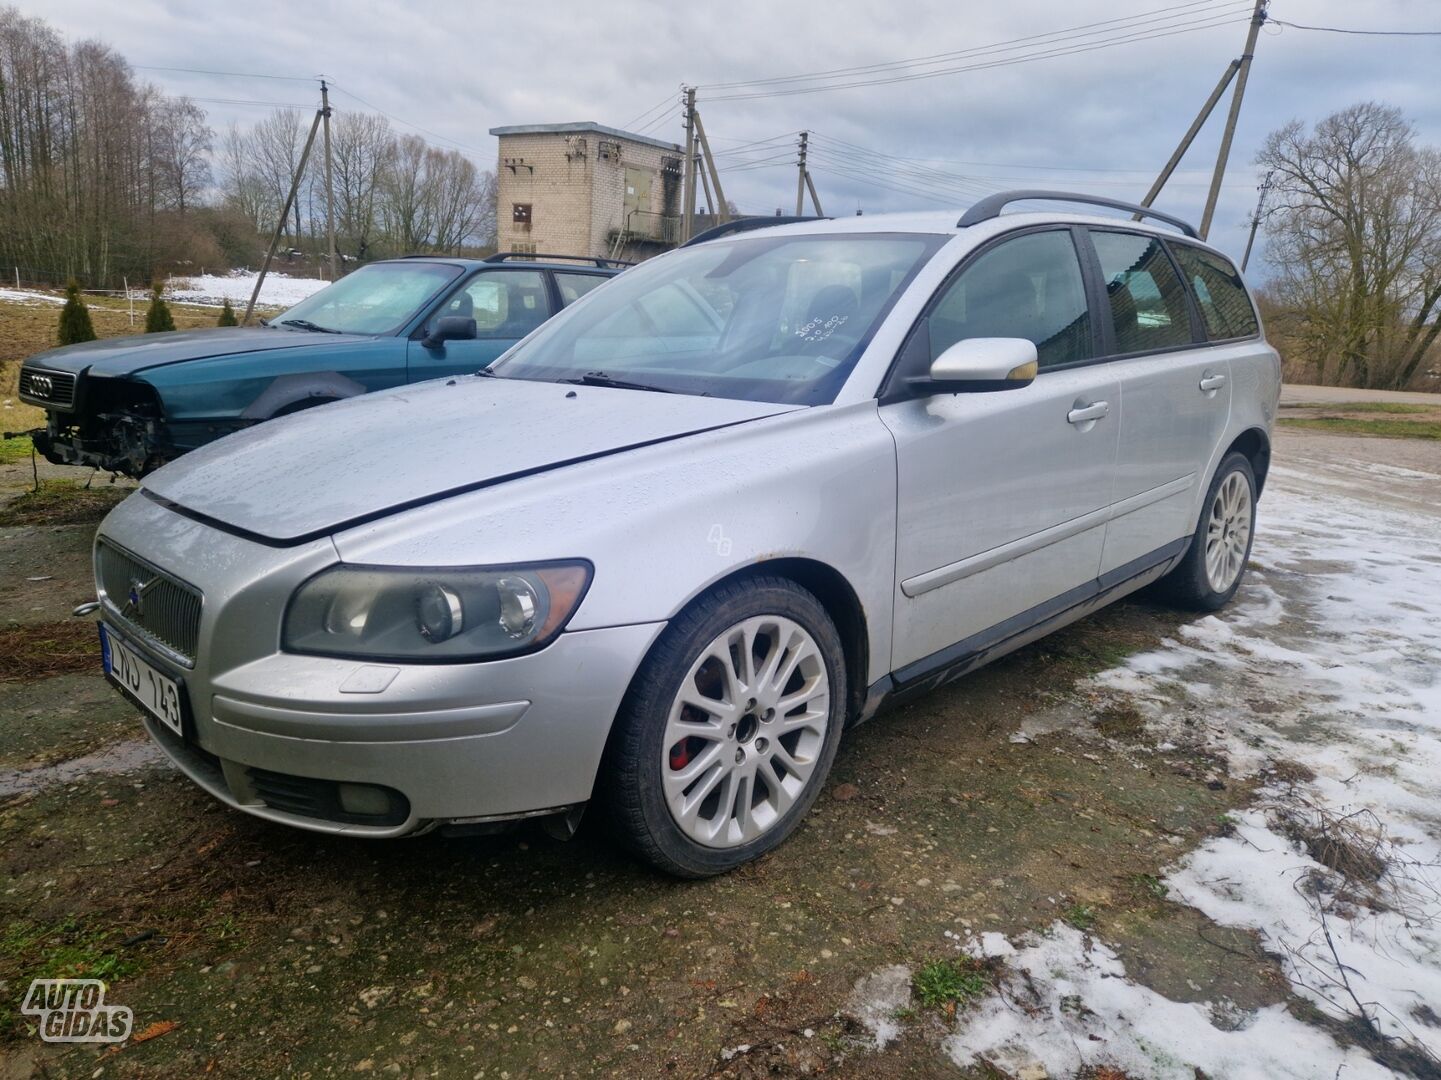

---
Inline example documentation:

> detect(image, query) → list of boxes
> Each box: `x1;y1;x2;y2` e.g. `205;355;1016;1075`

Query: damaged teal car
16;254;622;476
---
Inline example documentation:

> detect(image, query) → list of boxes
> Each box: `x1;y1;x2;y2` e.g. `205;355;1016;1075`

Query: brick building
489;122;685;262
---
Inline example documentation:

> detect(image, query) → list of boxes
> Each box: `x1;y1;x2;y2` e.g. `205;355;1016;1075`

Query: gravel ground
1;427;1436;1079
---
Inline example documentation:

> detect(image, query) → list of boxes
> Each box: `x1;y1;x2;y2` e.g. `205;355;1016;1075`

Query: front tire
1157;451;1257;611
605;576;847;878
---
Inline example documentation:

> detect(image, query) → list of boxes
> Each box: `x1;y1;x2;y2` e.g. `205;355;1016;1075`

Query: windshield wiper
559;371;674;394
276;318;342;334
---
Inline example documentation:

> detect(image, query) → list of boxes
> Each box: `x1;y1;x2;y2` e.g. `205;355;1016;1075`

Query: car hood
24;327;377;378
142;376;802;542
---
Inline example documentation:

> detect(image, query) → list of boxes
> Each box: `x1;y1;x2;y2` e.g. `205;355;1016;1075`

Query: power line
699;0;1239;90
132;64;318;81
325;83;491;159
804;143;998;203
1269;18;1441;36
806;135;996;197
698;1;1248;99
188;96;315;110
634;103;682;137
707;10;1250;100
621;92;678;131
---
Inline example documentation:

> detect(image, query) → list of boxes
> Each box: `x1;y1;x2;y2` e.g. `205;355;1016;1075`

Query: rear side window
555;272;607;307
1170;244;1258;340
928;230;1092;369
1091;232;1193;354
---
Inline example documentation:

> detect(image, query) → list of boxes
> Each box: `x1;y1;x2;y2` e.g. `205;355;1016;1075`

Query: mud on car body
16;253;624;476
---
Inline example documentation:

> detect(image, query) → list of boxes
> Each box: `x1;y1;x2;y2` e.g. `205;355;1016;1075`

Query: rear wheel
605;576;847;877
1157;451;1256;611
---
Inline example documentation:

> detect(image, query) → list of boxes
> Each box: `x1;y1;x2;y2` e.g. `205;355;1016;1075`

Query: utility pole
697;157;715;217
804;170;824;217
691;109;730;224
1200;0;1268;239
681;87;697;242
321;80;337;281
1240;169;1275;272
795;131;810;216
244;105;323;325
793;132;823;216
1138;59;1239;212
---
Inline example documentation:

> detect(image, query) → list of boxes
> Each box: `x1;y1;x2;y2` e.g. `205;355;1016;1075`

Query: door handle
1199;372;1227;392
1067;400;1109;425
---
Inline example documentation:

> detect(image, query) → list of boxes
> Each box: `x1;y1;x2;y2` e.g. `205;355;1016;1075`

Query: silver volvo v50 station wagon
92;192;1279;876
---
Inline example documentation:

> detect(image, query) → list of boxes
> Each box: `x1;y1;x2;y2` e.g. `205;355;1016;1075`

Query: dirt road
2;427;1437;1079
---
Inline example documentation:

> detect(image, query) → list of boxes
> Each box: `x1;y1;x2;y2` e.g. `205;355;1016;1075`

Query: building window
512;203;533;226
512;241;536;255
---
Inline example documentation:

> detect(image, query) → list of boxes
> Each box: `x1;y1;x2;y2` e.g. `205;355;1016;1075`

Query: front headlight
283;562;591;662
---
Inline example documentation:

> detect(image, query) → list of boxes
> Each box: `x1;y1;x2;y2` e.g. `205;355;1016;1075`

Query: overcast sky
23;0;1441;274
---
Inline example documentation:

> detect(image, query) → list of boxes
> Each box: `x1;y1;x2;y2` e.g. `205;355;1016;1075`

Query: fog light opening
337;782;395;818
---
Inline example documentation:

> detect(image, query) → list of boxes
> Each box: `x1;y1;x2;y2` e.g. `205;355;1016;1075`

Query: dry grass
0;621;98;681
0;292;270;430
1278;417;1441;440
1279;806;1389;885
0;480;128;526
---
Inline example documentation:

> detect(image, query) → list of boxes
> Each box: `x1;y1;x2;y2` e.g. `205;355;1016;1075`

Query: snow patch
0;287;65;305
846;964;912;1048
1093;483;1441;1063
944;923;1394;1080
166;270;328;309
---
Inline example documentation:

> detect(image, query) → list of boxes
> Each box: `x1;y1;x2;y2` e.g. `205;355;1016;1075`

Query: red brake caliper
669;740;693;770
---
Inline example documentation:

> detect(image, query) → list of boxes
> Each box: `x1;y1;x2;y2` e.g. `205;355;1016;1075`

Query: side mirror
422;315;477;350
908;337;1038;394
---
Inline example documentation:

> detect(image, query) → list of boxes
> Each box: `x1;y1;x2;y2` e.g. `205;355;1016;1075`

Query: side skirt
857;538;1189;723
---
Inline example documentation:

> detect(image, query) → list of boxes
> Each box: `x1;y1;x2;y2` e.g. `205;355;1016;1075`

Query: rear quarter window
1170;244;1259;340
1091;231;1193;354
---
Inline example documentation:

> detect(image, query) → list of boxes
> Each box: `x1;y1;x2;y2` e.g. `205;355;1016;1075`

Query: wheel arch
604;556;872;768
240;371;368;420
723;558;871;726
1223;426;1271;496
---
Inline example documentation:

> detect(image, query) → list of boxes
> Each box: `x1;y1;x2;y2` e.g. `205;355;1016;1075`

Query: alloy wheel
660;615;830;848
1204;470;1252;593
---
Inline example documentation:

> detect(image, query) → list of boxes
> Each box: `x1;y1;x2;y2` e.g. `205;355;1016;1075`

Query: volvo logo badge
122;576;157;620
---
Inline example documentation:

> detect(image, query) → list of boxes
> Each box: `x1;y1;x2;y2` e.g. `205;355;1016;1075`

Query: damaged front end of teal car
15;254;620;476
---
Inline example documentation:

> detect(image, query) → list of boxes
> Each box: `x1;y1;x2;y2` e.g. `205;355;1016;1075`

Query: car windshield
490;233;944;403
271;261;463;336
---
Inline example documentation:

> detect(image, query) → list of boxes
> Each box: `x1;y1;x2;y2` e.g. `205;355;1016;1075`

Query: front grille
247;768;410;826
96;541;203;665
19;366;78;411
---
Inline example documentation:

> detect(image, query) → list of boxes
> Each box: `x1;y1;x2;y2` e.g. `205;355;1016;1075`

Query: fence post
124;277;134;326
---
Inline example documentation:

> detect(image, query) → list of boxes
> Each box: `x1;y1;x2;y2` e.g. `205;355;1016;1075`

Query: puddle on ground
0;737;164;797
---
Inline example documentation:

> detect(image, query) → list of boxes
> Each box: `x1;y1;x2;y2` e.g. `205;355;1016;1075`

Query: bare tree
380;133;433;252
217;122;266;229
1259;102;1441;389
249;107;306;240
152;96;211;213
331;111;393;261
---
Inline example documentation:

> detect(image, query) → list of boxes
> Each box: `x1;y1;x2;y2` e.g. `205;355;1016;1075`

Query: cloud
27;0;1441;274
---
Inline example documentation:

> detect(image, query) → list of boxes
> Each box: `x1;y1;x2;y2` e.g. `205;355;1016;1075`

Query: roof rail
483;252;634;269
682;215;829;247
957;190;1198;239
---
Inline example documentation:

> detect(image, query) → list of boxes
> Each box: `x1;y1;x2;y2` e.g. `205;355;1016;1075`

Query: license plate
100;624;185;737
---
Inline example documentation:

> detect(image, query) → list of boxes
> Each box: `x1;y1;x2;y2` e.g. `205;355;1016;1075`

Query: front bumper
97;490;664;837
34;419;160;476
135;622;663;836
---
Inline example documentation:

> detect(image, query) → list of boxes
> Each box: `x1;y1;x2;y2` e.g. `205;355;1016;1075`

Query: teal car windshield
491;233;945;404
272;262;462;336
